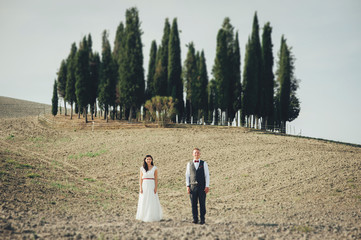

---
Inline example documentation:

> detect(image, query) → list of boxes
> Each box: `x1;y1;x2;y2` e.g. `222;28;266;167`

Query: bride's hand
140;188;143;194
154;188;157;194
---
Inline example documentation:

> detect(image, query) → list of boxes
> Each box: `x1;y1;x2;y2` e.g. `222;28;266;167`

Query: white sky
1;0;360;145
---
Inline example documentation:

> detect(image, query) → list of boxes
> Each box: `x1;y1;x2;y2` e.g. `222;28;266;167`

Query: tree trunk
64;99;67;116
129;106;133;122
84;107;88;123
70;103;73;120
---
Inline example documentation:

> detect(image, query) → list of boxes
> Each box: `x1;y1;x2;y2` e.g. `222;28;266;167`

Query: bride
136;155;163;222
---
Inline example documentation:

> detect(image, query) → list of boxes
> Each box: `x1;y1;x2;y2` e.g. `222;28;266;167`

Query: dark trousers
190;185;206;221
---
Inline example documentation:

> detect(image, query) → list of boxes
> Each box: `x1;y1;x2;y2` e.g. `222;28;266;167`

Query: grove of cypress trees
52;80;58;116
167;18;183;122
65;43;77;119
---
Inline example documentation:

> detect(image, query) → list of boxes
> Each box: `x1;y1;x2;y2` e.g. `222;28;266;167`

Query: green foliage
5;159;34;169
118;7;145;119
99;30;117;119
213;27;229;111
68;149;107;159
65;43;77;109
57;60;67;99
184;42;198;121
153;19;171;97
167;18;184;121
6;134;15;140
52;80;58;116
197;51;209;122
261;22;275;127
146;40;157;100
75;37;91;119
275;35;300;131
208;79;217;124
144;96;177;125
230;32;242;121
27;173;41;178
89;51;100;118
84;178;96;182
242;13;262;124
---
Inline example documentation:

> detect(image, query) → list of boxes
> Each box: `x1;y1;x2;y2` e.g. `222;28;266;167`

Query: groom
185;148;210;224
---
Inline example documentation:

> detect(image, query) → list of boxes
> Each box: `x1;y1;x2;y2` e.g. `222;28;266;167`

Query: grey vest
189;160;205;190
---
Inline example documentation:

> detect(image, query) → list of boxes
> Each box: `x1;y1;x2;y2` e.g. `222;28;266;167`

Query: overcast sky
1;0;360;145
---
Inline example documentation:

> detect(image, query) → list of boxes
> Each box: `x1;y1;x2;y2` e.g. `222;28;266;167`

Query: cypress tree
198;50;209;123
75;37;91;122
242;12;262;128
89;52;100;120
184;42;197;123
167;18;183;122
113;21;125;118
119;7;145;120
146;40;157;100
208;79;217;124
99;30;117;121
65;43;77;119
276;36;300;132
223;18;236;124
252;12;263;127
153;50;164;96
51;80;58;116
57;60;67;115
241;38;256;127
261;22;274;129
232;32;242;126
113;22;125;64
212;28;229;124
153;19;170;97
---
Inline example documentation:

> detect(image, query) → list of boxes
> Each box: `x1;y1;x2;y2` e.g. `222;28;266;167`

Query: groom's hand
204;187;209;194
187;186;190;194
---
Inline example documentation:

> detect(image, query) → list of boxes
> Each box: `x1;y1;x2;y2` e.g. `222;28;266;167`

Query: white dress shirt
185;159;210;187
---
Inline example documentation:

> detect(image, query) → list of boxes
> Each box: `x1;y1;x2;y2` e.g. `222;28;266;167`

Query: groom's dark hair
143;155;154;172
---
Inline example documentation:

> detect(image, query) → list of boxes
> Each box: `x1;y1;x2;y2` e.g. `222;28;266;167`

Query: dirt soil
0;98;360;239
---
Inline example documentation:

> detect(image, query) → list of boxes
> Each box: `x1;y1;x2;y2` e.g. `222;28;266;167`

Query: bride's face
145;157;153;166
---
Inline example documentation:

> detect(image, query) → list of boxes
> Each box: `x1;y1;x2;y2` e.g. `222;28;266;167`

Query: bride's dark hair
143;155;154;172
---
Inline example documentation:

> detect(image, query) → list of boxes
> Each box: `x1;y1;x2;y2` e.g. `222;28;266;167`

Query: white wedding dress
136;166;163;222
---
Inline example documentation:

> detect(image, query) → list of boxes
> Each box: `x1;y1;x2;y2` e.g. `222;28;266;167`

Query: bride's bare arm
154;169;158;194
139;169;143;193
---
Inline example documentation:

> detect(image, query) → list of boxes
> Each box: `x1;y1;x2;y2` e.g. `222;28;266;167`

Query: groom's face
193;150;200;160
